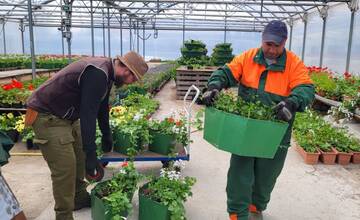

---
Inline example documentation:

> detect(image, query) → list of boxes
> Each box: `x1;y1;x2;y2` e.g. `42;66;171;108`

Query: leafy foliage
140;161;196;220
94;162;142;218
178;39;209;68
213;90;278;121
210;43;234;66
293;110;360;153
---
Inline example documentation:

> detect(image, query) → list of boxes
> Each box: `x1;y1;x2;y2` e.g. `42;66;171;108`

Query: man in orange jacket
204;20;315;220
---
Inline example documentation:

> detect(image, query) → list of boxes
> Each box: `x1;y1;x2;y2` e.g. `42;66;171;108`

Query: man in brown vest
26;51;148;220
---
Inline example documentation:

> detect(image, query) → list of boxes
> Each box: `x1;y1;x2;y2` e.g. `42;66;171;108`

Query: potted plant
148;117;188;155
138;160;196;220
91;161;142;220
0;113;23;142
330;130;357;165
293;135;320;165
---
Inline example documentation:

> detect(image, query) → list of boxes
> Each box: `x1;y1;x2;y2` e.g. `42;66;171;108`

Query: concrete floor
2;80;360;220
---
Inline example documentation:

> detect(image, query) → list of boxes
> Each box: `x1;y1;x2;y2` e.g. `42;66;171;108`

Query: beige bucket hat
117;51;148;81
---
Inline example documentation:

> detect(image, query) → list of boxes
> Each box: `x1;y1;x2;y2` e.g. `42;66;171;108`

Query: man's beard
114;74;124;87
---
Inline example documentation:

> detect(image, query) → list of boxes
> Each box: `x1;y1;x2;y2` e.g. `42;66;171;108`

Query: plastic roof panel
0;0;352;32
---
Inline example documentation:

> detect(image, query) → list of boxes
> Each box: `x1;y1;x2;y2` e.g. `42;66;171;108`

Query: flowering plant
0;113;23;131
110;107;151;156
140;160;196;220
0;77;48;107
309;66;360;102
149;116;189;146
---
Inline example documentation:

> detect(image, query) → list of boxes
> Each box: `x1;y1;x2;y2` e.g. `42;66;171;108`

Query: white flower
119;169;126;174
174;160;186;170
133;113;142;121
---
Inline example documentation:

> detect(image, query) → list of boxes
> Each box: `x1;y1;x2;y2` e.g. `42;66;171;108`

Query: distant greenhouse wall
290;3;359;74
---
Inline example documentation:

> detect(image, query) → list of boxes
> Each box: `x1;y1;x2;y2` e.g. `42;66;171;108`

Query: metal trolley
88;85;200;181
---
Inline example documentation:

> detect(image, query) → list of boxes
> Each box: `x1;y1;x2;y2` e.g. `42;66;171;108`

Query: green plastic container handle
183;85;200;155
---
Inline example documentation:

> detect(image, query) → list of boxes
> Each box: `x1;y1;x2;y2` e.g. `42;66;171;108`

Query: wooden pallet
176;66;217;100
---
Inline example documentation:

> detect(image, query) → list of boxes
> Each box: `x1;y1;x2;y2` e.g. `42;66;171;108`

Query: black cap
262;20;288;45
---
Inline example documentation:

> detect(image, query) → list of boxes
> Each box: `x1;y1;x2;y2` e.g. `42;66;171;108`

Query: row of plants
293;109;360;165
116;63;177;96
0;78;48;108
0;54;86;69
92;160;196;220
177;40;234;68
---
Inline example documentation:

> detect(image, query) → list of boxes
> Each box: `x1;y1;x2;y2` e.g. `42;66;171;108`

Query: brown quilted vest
27;57;114;121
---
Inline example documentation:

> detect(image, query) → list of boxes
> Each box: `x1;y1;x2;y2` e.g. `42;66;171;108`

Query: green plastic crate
138;192;170;220
149;131;176;155
204;107;288;159
113;131;141;155
90;191;128;220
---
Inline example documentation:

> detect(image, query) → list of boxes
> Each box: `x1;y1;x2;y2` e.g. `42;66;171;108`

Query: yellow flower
7;113;14;119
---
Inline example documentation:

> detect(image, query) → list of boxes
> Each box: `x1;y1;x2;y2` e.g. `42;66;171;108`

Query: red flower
28;84;35;90
344;71;351;79
167;117;175;123
121;161;128;167
11;79;23;89
176;121;182;126
2;84;14;91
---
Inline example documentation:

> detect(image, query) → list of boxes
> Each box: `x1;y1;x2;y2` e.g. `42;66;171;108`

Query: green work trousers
226;147;288;220
32;113;88;220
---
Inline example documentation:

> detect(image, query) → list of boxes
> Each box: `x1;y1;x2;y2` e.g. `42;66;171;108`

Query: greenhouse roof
0;0;354;32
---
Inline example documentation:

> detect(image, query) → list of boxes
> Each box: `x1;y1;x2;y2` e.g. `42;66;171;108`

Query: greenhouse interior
0;1;360;220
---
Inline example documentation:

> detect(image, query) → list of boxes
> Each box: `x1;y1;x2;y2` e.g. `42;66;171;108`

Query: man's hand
85;151;98;177
202;88;220;106
274;100;296;122
101;134;113;153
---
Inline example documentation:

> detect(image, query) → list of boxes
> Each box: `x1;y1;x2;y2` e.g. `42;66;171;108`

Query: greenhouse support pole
19;19;25;54
102;3;105;56
288;19;293;51
27;0;36;79
90;0;94;57
2;19;6;55
224;4;228;43
120;13;123;56
107;5;111;57
345;11;356;72
60;0;64;57
136;20;139;54
319;6;328;67
64;0;72;63
129;18;132;51
182;3;185;45
301;13;308;61
143;22;145;58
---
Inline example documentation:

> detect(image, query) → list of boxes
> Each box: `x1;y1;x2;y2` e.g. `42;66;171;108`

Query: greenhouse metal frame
0;0;358;77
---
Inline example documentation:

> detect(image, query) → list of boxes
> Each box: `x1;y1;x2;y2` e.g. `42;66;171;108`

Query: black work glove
85;150;99;177
274;99;297;122
202;85;220;106
101;134;113;153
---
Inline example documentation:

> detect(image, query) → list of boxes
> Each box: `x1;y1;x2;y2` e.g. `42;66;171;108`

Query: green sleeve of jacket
207;65;238;90
287;84;315;112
